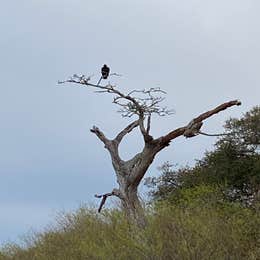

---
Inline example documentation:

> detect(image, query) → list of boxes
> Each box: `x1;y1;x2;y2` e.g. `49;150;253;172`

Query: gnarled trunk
113;145;158;226
120;185;146;227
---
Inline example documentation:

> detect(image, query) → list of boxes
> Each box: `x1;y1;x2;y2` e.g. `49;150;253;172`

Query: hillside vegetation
1;201;259;260
1;107;259;260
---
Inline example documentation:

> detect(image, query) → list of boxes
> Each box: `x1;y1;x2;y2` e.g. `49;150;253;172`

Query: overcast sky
0;0;259;243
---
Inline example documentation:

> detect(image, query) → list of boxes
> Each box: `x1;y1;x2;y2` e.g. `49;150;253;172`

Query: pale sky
0;0;259;243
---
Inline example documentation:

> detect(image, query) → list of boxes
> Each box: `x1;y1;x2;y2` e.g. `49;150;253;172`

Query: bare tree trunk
112;145;157;227
120;185;146;227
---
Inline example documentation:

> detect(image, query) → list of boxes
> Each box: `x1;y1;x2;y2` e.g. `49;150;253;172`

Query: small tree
59;73;241;226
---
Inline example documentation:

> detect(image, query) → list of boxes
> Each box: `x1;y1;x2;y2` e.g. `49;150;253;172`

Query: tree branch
94;189;121;213
192;100;241;123
59;74;173;117
114;120;139;143
159;100;241;146
90;126;122;165
90;126;110;148
146;115;151;134
139;116;153;143
199;131;229;137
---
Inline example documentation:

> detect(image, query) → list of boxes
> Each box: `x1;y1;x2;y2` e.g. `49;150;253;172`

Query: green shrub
1;202;259;260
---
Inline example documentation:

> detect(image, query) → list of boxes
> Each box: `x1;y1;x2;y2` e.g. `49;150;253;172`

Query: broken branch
94;189;121;213
90;126;110;147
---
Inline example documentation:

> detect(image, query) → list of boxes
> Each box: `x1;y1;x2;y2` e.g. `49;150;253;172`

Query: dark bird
101;64;110;79
97;64;110;85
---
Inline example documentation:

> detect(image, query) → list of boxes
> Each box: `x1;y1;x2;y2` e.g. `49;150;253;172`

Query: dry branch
58;74;173;118
159;100;241;145
90;126;110;147
192;100;241;123
94;189;120;212
115;120;139;143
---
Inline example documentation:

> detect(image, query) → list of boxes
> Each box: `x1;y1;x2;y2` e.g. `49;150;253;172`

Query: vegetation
147;106;260;207
0;107;259;259
0;202;259;260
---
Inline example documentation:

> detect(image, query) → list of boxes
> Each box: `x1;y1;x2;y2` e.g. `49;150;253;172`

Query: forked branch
59;73;174;144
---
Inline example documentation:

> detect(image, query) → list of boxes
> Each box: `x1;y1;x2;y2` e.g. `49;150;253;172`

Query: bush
1;202;259;260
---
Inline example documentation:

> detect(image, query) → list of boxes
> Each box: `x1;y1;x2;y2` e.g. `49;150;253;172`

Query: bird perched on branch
101;64;110;79
97;64;110;85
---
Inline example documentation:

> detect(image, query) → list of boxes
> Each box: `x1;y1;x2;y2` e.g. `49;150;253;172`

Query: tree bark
120;185;146;227
109;143;157;227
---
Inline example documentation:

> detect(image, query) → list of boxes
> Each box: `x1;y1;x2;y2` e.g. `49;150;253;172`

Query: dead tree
59;74;241;226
